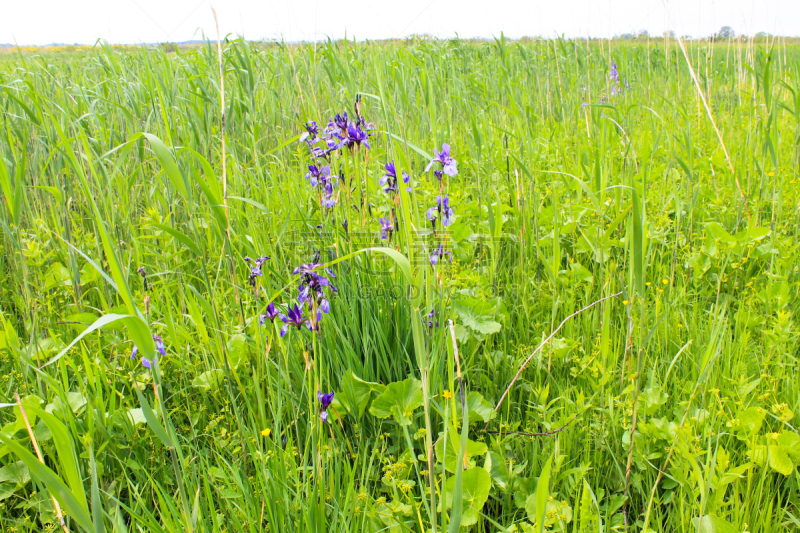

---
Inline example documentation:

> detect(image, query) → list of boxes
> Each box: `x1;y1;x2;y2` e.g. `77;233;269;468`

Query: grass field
0;36;798;532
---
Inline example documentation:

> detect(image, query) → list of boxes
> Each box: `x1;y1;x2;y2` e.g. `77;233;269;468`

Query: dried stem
15;393;69;533
484;412;579;437
490;291;622;423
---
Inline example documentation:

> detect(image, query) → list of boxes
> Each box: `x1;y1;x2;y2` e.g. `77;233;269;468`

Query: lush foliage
0;36;798;532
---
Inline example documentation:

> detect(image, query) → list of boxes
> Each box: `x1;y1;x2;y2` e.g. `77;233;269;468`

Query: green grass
0;36;798;533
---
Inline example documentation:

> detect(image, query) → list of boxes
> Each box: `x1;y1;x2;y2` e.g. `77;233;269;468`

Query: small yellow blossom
261;428;271;437
443;390;453;400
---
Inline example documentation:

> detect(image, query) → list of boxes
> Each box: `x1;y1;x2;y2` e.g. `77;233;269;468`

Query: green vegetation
0;36;798;532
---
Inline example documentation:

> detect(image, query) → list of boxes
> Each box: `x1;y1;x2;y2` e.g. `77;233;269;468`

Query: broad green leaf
47;392;87;414
335;370;385;418
435;430;488;473
454;298;502;336
638;386;668;415
192;370;225;391
440;467;491;527
43;262;72;290
734;407;765;440
455;391;497;424
486;451;510;490
691;515;737;533
370;378;423;426
226;334;250;369
0;483;16;501
126;408;147;426
778;432;800;462
767;445;794;476
0;461;30;485
706;222;736;244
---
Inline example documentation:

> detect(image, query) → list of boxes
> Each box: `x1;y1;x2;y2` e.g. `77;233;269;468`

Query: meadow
0;35;798;532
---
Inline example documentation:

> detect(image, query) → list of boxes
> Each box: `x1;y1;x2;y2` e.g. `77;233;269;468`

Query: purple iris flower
327;112;349;139
260;302;279;325
131;334;166;369
299;121;319;145
427;207;438;230
433;170;443;183
279;303;307;337
312;138;339;159
425;143;458;176
380;161;412;194
380;162;397;193
245;256;270;288
379;217;394;240
305;165;331;187
342;218;349;234
294;262;325;277
402;172;412;192
344;123;370;150
429;244;453;267
437;195;454;227
318;391;335;422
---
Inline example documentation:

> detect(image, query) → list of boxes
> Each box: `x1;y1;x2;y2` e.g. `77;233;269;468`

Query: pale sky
1;0;794;46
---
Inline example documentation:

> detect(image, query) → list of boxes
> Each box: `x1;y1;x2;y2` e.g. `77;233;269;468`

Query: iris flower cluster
609;61;629;96
271;261;337;337
300;103;374;212
301;107;374;162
